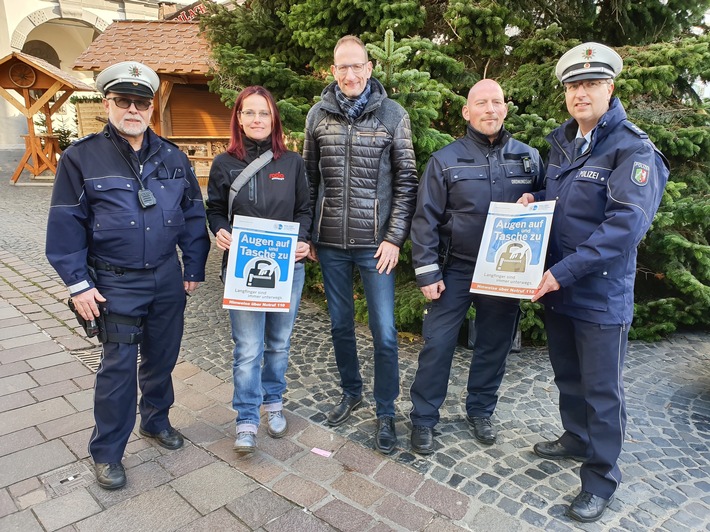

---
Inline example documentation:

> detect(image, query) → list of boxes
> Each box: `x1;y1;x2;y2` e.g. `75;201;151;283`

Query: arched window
22;40;60;68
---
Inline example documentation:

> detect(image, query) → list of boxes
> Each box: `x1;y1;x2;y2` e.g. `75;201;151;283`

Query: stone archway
22;40;60;68
10;7;109;51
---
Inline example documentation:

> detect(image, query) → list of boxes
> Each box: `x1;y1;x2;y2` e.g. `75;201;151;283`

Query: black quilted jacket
303;78;418;248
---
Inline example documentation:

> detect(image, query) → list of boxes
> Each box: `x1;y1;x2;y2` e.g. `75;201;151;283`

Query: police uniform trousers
545;308;628;499
409;258;521;427
88;256;186;463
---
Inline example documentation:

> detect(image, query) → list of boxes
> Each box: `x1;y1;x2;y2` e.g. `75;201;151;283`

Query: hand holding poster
223;215;299;312
470;200;556;299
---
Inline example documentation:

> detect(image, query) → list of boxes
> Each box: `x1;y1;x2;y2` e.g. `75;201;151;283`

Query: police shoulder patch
630;161;650;186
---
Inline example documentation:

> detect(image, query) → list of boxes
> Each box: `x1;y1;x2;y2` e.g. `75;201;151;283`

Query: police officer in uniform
409;79;544;454
46;61;210;490
519;43;668;522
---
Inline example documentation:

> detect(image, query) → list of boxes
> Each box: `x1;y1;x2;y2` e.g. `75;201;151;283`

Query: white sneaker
267;410;288;438
234;432;256;453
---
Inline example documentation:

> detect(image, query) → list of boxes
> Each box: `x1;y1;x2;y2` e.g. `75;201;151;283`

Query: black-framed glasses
563;80;611;93
105;97;152;111
239;110;271;121
333;63;368;75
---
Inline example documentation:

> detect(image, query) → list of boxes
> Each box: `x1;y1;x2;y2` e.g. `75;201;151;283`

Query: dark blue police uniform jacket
412;125;545;286
46;124;209;295
45;123;210;463
538;97;669;324
408;126;544;425
534;97;669;498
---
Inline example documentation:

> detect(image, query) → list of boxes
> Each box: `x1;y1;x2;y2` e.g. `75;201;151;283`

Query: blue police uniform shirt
46;123;210;296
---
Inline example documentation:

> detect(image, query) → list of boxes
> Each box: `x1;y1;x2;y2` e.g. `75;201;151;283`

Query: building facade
0;0;186;148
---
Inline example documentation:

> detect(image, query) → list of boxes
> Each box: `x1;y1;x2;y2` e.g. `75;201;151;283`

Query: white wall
0;0;163;148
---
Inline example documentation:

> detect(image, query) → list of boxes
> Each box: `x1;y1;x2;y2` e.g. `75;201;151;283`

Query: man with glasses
519;43;668;522
46;61;210;490
303;35;417;454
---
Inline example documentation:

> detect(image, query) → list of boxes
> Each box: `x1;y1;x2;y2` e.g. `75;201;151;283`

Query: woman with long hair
206;86;311;452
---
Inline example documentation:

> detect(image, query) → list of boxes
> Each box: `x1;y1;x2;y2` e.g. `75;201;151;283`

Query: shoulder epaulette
623;121;649;139
161;136;181;150
71;133;98;146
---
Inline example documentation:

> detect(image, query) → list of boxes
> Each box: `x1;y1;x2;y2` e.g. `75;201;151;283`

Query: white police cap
95;61;160;98
555;42;623;84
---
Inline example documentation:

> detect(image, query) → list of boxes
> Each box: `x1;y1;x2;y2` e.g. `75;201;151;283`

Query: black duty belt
88;257;140;275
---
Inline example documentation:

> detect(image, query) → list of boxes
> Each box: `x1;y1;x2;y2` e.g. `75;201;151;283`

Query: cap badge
584;63;590;69
582;47;595;60
128;65;142;78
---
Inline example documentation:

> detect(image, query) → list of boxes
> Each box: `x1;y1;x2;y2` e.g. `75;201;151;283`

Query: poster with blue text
470;201;556;299
223;215;299;312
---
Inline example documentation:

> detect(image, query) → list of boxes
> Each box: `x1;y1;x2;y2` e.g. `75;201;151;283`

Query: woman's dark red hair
227;85;287;160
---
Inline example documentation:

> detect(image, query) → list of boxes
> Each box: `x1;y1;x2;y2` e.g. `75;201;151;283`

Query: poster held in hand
470;201;556;299
223;215;299;312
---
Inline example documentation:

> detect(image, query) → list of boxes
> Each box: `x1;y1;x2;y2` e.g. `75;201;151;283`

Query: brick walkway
1;151;709;531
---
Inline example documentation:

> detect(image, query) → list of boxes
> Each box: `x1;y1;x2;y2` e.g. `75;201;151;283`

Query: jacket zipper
343;124;352;247
554;137;572;165
374;199;379;242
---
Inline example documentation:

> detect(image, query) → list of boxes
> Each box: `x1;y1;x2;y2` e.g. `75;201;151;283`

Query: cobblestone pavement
1;151;709;530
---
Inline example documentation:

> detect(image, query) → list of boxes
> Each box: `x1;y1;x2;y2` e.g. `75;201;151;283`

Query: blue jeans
316;245;399;417
230;262;305;432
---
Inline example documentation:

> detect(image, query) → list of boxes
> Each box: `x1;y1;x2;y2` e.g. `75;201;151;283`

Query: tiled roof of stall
0;52;95;90
73;20;213;75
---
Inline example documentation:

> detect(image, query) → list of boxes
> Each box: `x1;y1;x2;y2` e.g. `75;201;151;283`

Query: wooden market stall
0;52;94;184
72;20;232;185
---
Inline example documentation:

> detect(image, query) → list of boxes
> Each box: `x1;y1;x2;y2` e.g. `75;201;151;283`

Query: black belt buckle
88;257;126;275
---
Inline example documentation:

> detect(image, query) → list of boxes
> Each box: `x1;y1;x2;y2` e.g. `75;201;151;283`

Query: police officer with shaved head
46;61;210;490
519;43;669;522
409;79;544;455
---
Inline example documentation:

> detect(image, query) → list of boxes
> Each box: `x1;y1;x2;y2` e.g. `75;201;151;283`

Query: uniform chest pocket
90;177;137;194
503;161;536;186
154;167;184;180
448;168;488;182
162;209;185;227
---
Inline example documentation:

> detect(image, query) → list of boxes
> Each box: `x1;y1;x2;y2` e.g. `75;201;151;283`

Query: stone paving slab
0;397;76;437
0;440;76;488
32;488;102;531
76;484;201;532
0;157;709;531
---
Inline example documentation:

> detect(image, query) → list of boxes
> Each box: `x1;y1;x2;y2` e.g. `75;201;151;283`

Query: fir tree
201;0;710;340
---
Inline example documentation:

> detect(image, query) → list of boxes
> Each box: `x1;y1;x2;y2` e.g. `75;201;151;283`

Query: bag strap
228;150;273;221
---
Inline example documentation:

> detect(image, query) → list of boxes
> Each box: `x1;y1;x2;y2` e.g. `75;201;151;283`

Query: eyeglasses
105;97;152;111
563;80;611;93
239;110;271;121
333;63;368;75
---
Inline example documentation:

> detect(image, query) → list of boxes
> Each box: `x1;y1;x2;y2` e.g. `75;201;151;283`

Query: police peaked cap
555;42;623;84
95;61;160;98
